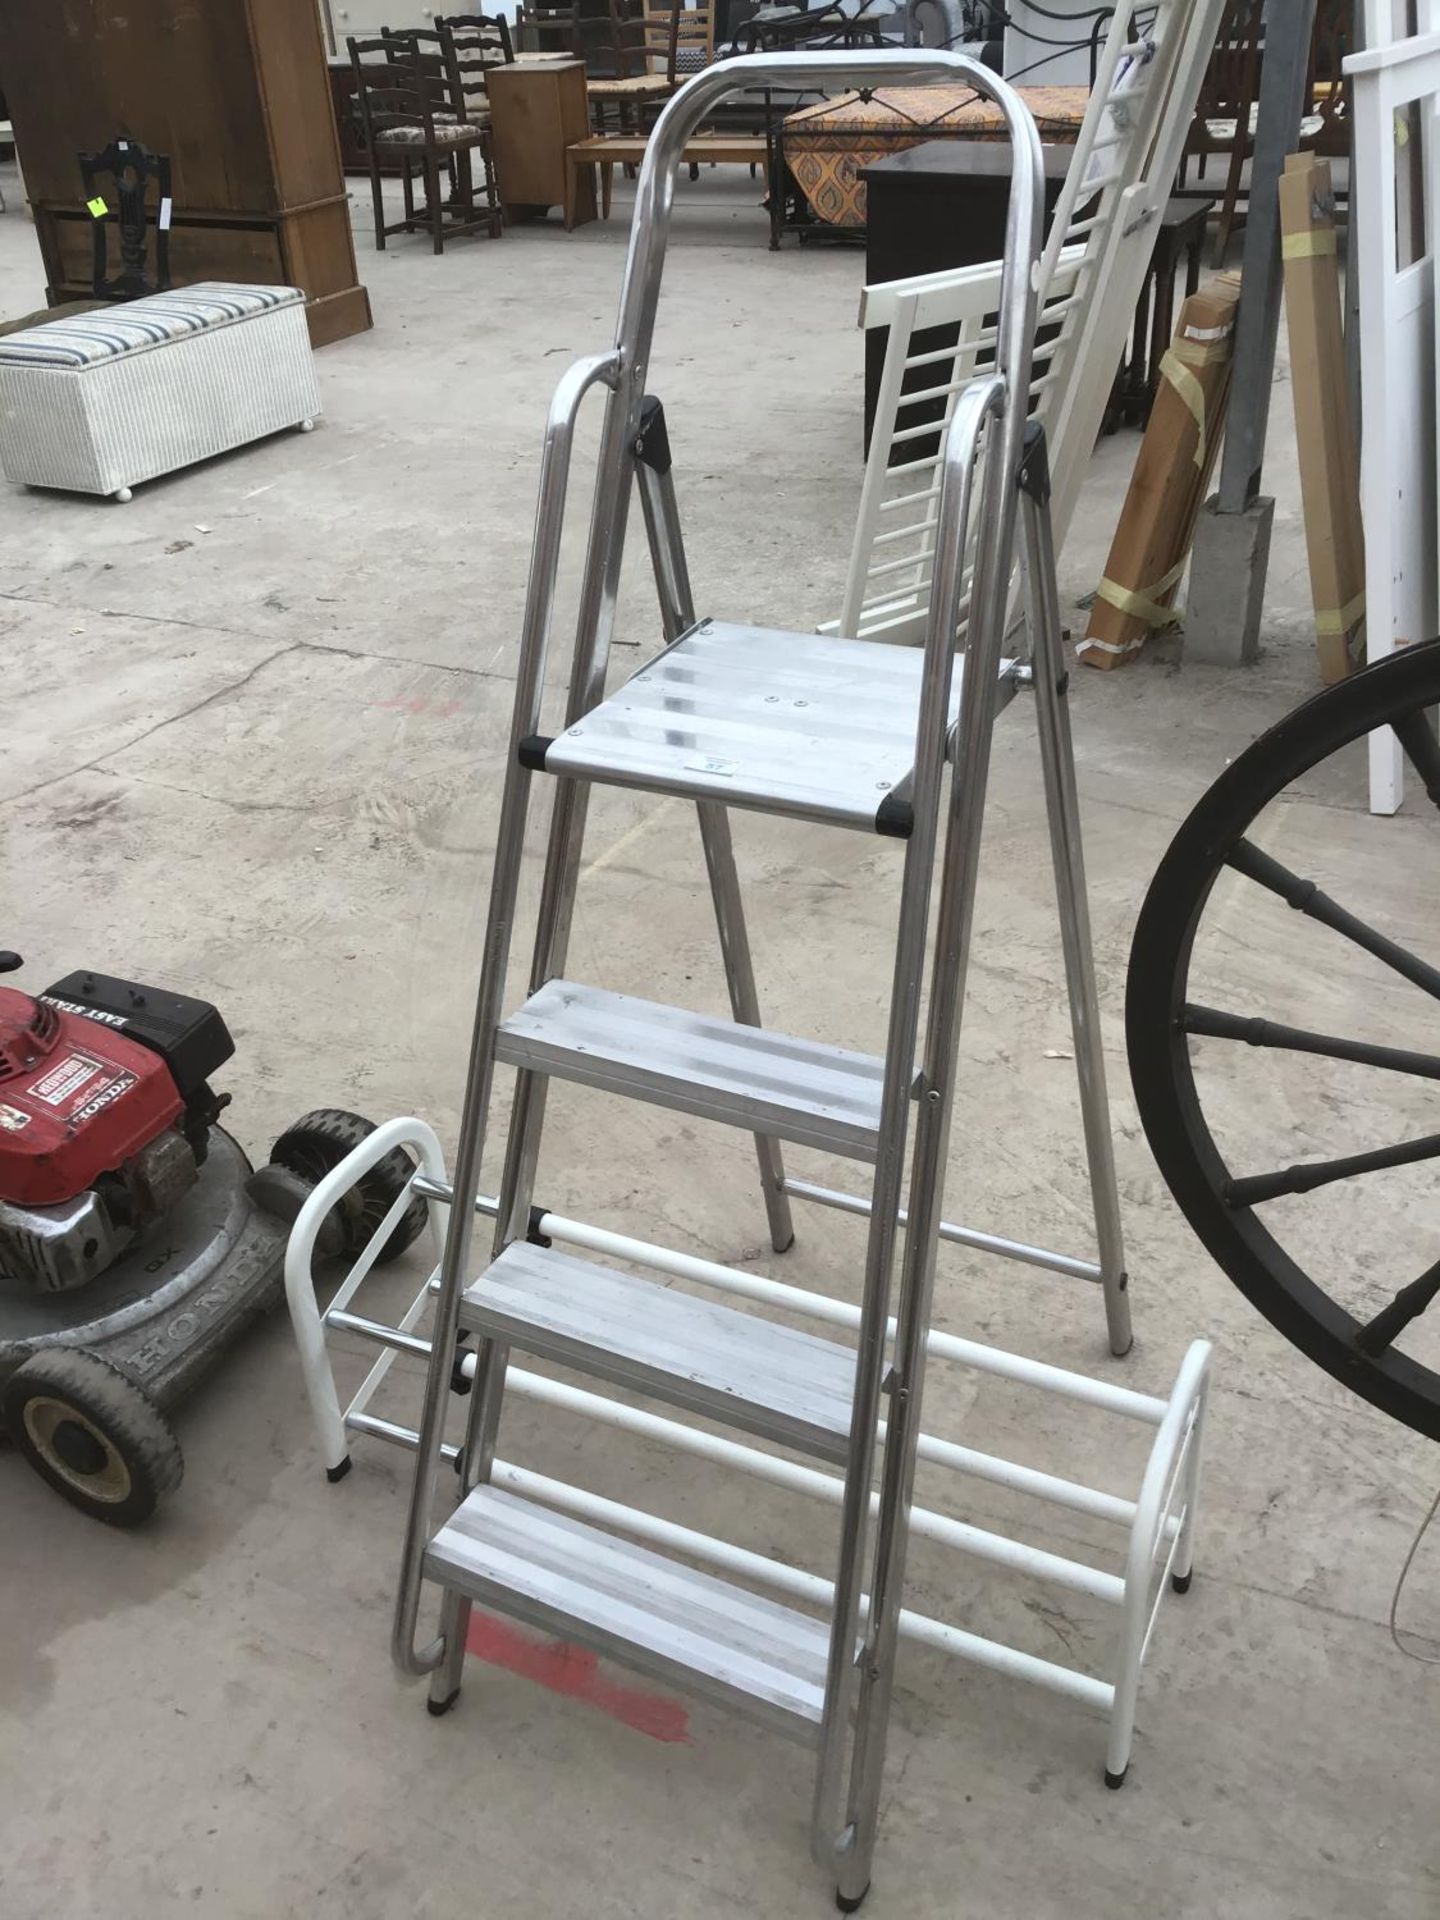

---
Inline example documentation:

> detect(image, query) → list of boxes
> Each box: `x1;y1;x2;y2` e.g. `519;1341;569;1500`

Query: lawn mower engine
0;952;428;1527
0;957;233;1295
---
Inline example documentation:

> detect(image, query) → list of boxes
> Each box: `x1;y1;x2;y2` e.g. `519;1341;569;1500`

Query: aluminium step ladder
388;51;1137;1910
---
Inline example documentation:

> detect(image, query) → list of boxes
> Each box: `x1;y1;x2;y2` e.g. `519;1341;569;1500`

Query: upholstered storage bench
0;283;321;502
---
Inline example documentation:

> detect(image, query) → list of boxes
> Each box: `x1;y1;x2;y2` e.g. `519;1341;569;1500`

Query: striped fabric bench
0;283;321;503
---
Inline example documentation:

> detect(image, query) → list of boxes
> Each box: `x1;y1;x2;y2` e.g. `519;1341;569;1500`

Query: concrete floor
2;168;1437;1920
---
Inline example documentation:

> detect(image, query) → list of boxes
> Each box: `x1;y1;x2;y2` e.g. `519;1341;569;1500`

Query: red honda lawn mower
0;952;427;1526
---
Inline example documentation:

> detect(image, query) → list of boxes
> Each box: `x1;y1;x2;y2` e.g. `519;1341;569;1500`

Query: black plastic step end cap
874;793;912;839
518;734;553;772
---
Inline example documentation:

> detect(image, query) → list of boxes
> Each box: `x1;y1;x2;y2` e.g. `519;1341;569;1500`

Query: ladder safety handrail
620;52;1043;375
389;351;623;1678
924;377;1004;696
515;349;622;743
565;50;1045;735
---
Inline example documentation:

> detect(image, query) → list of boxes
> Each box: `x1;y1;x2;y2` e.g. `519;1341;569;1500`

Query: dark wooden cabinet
0;0;371;347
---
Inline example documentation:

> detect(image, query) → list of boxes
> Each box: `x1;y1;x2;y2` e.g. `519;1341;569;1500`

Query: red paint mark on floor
466;1609;692;1744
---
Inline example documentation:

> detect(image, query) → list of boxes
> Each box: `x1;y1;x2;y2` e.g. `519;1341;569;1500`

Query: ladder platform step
495;978;885;1161
534;619;966;835
426;1486;829;1739
462;1241;857;1459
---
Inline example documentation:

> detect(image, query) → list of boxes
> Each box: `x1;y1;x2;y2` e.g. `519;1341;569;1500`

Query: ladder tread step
538;619;966;833
462;1240;856;1459
426;1486;829;1737
495;978;885;1161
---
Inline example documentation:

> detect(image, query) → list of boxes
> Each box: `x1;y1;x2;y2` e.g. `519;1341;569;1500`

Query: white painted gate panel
1347;13;1440;813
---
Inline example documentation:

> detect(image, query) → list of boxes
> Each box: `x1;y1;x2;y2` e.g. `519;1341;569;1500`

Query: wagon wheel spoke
1355;1258;1440;1357
1224;1130;1440;1208
1226;838;1440;1000
1182;1005;1440;1081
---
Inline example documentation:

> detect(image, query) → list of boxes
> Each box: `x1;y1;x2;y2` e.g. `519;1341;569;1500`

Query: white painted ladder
835;0;1227;648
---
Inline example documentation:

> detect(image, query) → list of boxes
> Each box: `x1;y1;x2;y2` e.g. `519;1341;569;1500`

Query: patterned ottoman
782;84;1090;230
0;283;321;503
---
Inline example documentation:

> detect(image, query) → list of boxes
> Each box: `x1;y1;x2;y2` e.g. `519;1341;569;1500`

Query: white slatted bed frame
833;0;1225;646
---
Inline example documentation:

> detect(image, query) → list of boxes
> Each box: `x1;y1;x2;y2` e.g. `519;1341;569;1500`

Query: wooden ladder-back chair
1178;0;1264;260
662;1;715;79
587;0;677;133
350;32;499;253
432;13;514;132
513;1;585;57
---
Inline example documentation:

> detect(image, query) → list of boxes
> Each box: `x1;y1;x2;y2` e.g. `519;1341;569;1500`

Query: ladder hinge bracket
634;395;672;475
1017;421;1052;504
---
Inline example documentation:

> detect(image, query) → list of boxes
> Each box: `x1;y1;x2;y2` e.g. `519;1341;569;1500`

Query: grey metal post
1187;0;1319;665
391;349;621;1678
1218;0;1318;511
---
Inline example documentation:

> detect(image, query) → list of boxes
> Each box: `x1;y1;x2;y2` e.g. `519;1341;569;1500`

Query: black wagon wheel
267;1109;428;1265
1127;638;1440;1441
2;1349;184;1526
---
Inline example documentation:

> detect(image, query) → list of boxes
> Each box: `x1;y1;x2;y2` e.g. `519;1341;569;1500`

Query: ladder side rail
816;79;1047;1874
1022;472;1133;1355
635;419;797;1254
810;378;1006;1866
390;349;621;1677
831;274;1046;1904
